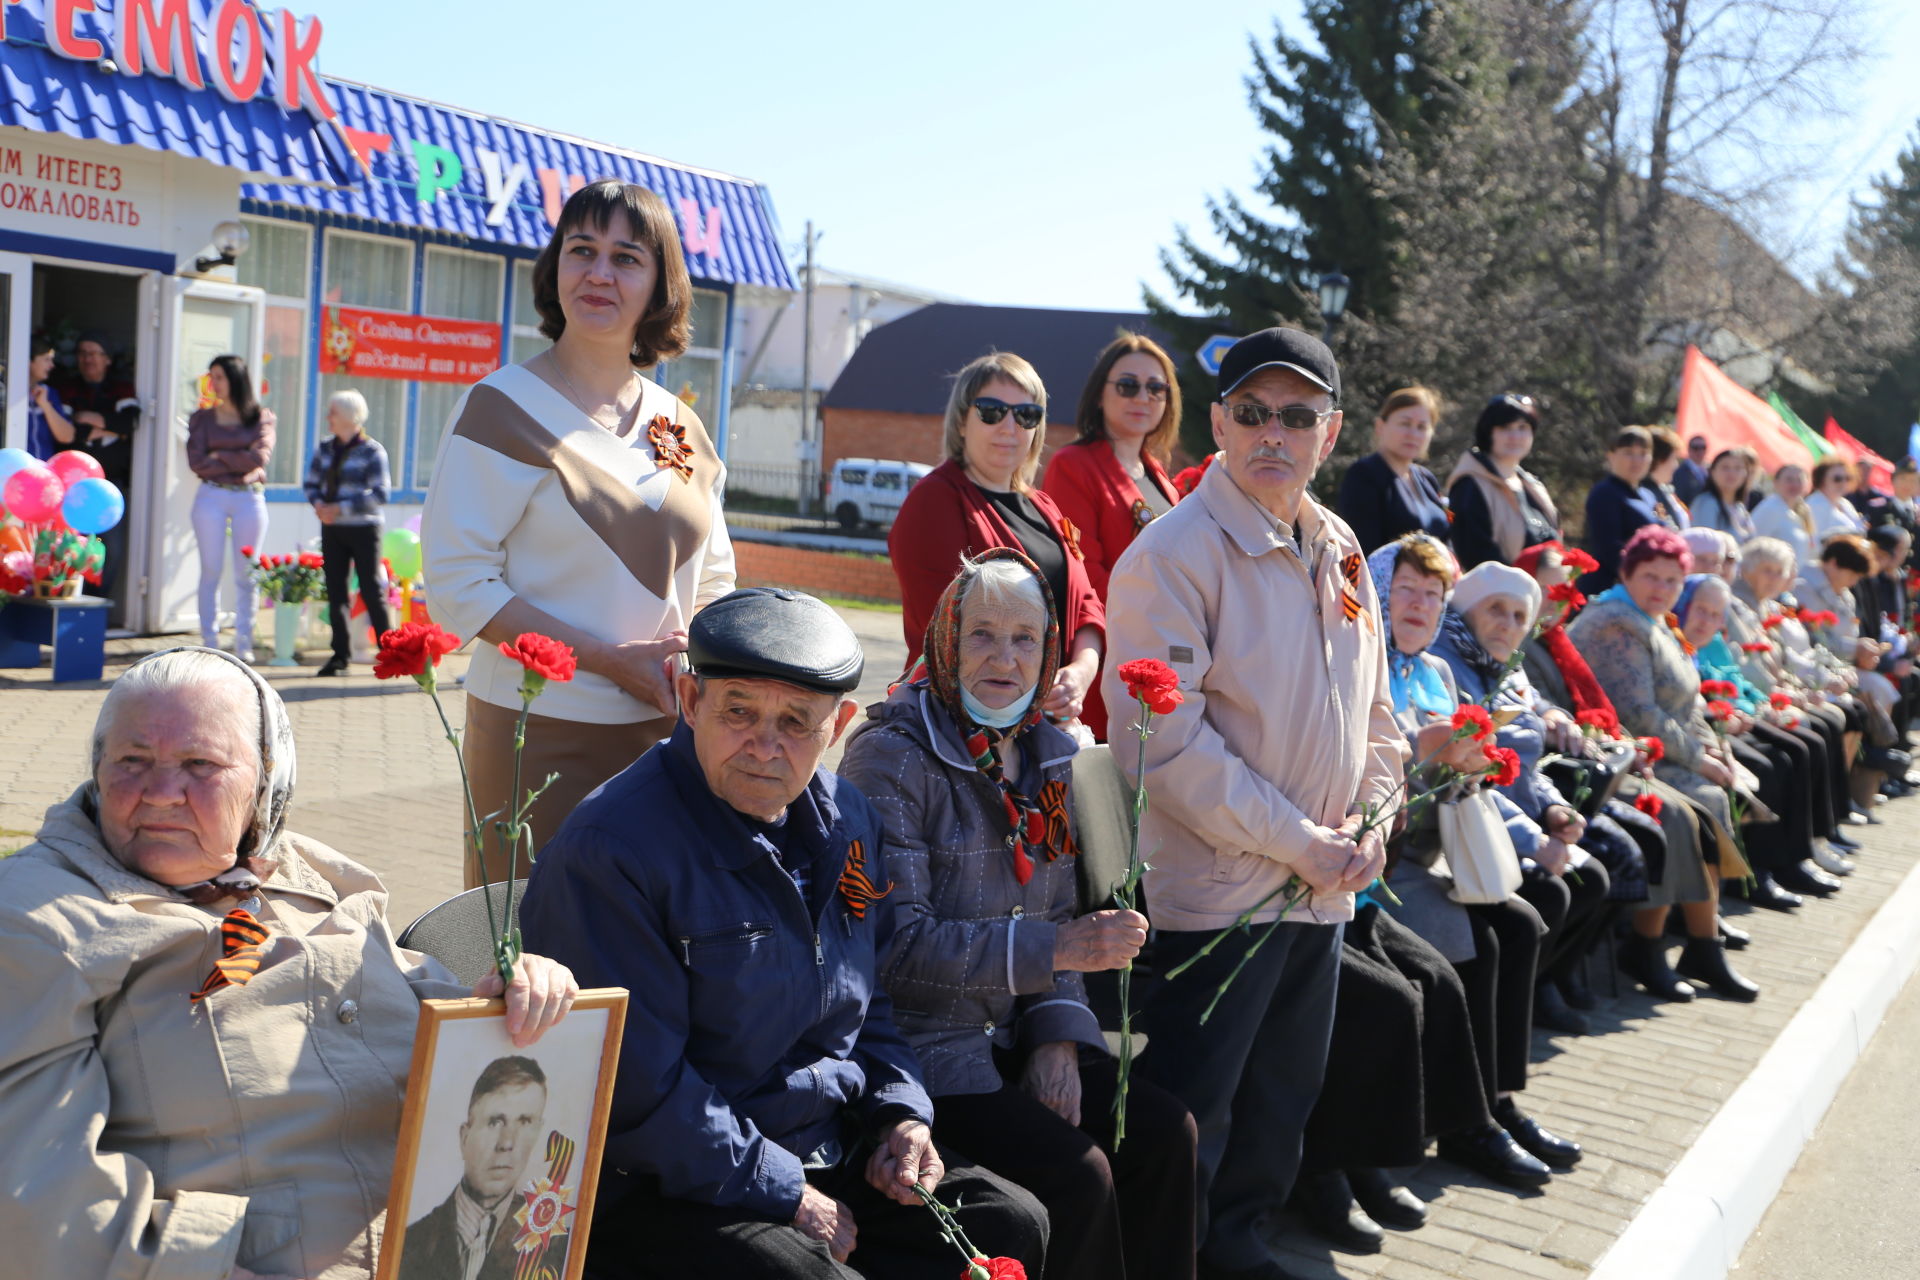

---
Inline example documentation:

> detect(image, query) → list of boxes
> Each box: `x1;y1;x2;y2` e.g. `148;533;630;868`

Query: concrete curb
1591;851;1920;1279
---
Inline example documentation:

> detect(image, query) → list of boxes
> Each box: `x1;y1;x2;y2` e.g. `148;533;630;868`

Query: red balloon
2;466;63;524
47;449;105;487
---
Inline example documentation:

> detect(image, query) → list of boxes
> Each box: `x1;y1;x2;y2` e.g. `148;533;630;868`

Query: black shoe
316;655;349;677
1864;746;1912;775
1827;830;1861;851
1740;872;1804;912
1618;933;1696;1001
1535;979;1591;1035
1776;863;1839;897
1348;1166;1427;1229
1291;1171;1383;1253
1557;967;1599;1011
1494;1097;1583;1169
1719;917;1751;951
1675;936;1761;1002
1437;1124;1553;1189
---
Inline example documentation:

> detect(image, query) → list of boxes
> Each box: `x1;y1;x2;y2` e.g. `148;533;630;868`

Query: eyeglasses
1222;400;1333;431
1108;375;1170;401
971;398;1046;430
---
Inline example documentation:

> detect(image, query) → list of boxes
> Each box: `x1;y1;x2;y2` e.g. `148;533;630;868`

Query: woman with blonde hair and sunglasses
890;351;1106;730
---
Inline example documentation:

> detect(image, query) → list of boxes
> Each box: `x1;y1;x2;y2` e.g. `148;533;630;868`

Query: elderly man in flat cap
1103;329;1408;1280
519;588;1047;1279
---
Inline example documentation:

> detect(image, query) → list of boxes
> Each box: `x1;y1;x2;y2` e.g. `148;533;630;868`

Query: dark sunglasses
972;397;1046;430
1223;400;1332;431
1108;375;1170;401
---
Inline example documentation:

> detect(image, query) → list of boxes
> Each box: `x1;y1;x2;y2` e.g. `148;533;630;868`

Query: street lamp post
1317;269;1350;345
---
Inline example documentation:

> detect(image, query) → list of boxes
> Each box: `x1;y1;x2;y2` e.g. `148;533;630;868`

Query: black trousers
1139;921;1341;1270
584;1151;1048;1280
1516;860;1612;984
1454;898;1543;1098
1730;729;1814;872
935;1057;1197;1280
1301;904;1491;1175
320;522;391;661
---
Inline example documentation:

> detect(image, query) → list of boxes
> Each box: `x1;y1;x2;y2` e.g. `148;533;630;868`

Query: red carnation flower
1705;698;1735;721
1639;736;1666;763
1761;615;1785;631
1634;791;1664;820
1451;704;1495;741
1483;744;1522;787
1740;640;1772;653
1117;658;1184;716
239;545;255;559
1576;707;1619;736
1547;581;1587;611
965;1260;1027;1280
374;621;461;687
1700;680;1739;699
1769;691;1793;711
1561;547;1600;575
500;632;577;696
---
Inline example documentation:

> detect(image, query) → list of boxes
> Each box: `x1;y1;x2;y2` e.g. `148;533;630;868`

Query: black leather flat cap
687;588;865;695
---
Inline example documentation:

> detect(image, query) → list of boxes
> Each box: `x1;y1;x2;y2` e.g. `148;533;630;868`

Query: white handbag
1437;788;1525;905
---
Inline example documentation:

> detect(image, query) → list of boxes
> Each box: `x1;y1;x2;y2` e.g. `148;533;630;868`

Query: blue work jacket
518;722;932;1223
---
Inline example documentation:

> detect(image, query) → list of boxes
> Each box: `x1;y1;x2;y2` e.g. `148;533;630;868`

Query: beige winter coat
1101;462;1408;931
0;793;467;1279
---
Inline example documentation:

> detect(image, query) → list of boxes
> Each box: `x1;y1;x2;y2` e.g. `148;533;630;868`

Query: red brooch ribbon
645;415;694;482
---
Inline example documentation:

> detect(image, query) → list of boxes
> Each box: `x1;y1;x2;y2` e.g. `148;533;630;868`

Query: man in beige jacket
1105;328;1406;1280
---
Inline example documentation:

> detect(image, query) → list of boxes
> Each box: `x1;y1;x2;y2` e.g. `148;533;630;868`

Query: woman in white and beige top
423;180;734;884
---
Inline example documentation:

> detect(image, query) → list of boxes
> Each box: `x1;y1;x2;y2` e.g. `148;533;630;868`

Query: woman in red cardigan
890;351;1106;731
1041;332;1184;600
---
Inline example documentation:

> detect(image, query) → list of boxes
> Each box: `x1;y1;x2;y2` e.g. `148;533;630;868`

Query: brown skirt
460;694;676;888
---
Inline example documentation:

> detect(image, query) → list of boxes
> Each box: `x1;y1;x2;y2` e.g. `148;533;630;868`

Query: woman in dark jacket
1579;425;1664;593
1336;386;1451;553
1444;393;1560;569
839;550;1196;1280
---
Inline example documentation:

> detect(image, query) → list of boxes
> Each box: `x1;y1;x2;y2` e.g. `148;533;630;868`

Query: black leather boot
1675;936;1761;1002
1535;978;1591;1035
1719;916;1751;950
1619;933;1696;1001
1494;1096;1583;1169
1776;861;1839;897
1739;872;1804;912
1348;1166;1427;1229
1291;1171;1383;1252
1557;966;1599;1010
1437;1124;1552;1189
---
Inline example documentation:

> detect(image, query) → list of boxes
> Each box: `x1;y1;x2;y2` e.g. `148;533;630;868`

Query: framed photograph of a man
377;989;627;1280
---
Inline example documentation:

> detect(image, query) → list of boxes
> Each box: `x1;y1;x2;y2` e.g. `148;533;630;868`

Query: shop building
2;0;792;633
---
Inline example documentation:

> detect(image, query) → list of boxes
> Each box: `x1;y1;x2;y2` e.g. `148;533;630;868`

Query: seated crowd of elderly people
7;324;1917;1280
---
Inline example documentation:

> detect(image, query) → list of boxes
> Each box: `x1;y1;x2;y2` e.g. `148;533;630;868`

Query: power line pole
798;221;819;515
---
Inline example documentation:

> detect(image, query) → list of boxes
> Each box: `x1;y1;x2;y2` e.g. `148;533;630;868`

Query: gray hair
1690;574;1733;610
328;388;370;427
1739;536;1797;577
92;650;262;777
953;552;1049;623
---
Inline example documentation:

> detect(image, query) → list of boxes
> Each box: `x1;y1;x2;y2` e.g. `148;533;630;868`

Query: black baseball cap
1217;327;1340;402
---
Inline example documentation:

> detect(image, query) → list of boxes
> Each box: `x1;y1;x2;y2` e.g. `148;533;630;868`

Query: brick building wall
734;539;902;604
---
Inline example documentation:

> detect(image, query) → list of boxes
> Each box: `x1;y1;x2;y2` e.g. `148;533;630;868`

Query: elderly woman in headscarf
0;647;577;1280
1569;526;1760;1002
1428;562;1630;1034
1355;534;1578;1194
1675;569;1857;890
838;549;1197;1280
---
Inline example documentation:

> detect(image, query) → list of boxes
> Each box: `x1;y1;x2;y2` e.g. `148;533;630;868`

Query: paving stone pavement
1;609;1910;1278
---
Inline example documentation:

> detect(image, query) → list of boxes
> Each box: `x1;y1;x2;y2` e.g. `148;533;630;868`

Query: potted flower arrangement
240;546;327;666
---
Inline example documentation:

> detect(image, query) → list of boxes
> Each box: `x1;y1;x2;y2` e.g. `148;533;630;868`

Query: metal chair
396;880;529;987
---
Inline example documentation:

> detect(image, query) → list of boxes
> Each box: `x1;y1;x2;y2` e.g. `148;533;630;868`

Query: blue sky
304;0;1920;312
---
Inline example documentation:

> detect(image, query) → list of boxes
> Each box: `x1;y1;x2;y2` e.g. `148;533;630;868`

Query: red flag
1674;346;1814;474
1821;418;1894;491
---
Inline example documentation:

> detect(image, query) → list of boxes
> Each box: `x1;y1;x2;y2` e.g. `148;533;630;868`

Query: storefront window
510;259;548;365
657;287;728;427
321;230;415;483
237;217;313;486
414;247;504;487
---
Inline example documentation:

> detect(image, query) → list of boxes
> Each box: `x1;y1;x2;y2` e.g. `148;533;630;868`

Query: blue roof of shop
243;79;796;290
0;1;356;186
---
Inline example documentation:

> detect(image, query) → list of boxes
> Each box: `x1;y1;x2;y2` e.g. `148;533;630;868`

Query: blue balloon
61;477;125;535
0;447;35;489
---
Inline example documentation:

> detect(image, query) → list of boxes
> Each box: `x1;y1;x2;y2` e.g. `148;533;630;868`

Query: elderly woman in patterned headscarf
839;549;1196;1280
0;647;577;1280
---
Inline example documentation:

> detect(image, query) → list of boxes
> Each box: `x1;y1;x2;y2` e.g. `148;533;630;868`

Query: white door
138;278;265;634
0;252;30;453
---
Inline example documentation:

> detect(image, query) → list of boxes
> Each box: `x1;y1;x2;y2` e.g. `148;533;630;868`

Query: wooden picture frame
376;989;628;1280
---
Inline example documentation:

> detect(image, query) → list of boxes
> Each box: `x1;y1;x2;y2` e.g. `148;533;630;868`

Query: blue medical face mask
962;682;1036;729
